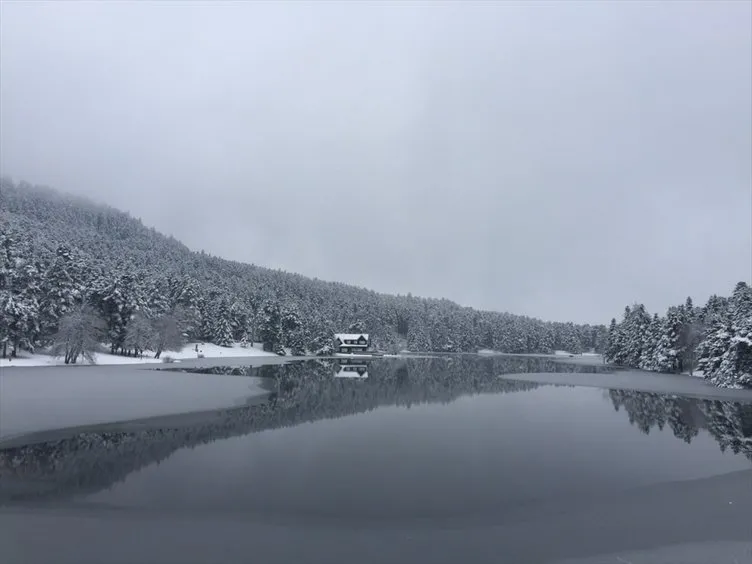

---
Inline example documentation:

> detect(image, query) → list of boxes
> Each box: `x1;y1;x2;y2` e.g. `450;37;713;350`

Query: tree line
0;178;606;360
604;282;752;389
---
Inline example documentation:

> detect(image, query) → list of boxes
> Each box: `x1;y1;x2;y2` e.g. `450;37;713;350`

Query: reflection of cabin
334;360;369;379
334;333;370;354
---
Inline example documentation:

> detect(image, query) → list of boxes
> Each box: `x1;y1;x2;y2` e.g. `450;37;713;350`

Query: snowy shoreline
0;342;276;369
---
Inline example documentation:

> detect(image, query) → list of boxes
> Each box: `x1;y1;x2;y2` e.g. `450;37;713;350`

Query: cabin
334;333;370;354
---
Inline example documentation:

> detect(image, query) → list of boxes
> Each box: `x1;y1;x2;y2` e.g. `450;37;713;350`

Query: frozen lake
0;359;281;444
2;356;751;564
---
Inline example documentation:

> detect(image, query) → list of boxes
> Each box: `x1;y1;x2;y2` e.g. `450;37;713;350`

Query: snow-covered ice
499;369;752;402
0;342;275;369
0;364;271;444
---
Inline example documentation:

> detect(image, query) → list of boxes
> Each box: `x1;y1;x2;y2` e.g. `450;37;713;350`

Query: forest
0;178;607;360
604;282;752;389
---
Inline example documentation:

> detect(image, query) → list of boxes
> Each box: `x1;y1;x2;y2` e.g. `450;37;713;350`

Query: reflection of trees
609;390;752;460
0;356;599;502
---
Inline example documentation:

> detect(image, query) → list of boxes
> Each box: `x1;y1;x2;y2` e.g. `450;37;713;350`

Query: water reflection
609;389;752;458
1;356;750;508
333;359;369;378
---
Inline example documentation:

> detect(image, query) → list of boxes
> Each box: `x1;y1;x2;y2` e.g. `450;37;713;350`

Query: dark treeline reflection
0;357;594;502
609;390;752;460
1;356;748;504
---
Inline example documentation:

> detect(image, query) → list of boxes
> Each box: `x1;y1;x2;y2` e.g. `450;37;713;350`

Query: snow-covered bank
0;342;275;369
0;365;271;444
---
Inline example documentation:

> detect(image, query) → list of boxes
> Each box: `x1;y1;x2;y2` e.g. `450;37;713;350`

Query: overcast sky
1;1;750;324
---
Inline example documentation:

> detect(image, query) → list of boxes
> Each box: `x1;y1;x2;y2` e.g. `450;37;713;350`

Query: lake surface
2;356;752;564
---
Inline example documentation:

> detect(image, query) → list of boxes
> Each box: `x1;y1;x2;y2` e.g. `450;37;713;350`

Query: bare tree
51;304;105;364
124;313;155;358
152;307;186;359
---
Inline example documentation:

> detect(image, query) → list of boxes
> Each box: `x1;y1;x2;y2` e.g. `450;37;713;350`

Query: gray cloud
2;1;750;323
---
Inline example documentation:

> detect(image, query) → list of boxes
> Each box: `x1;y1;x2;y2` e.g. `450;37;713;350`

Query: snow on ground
0;342;275;369
0;365;271;443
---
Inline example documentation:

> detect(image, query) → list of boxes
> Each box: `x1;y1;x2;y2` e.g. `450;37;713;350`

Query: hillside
0;178;607;358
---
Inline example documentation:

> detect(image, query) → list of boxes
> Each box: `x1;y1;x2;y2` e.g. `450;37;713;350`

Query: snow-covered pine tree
639;314;662;371
210;298;234;347
696;319;733;381
715;282;752;388
279;305;305;355
229;301;251;342
604;318;620;364
308;316;334;356
653;306;683;373
347;320;366;334
407;322;431;352
678;296;702;375
90;271;147;354
38;245;82;338
0;291;39;358
623;304;651;367
259;301;282;352
144;277;172;319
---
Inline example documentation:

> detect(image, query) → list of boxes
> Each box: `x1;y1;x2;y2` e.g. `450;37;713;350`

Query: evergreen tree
38;246;82;337
696;319;733;380
639;314;662;371
347;320;366;333
714;282;752;388
653;306;683;373
604;318;619;363
407;323;431;352
678;296;702;375
259;301;282;352
229;301;251;342
623;304;651;367
210;298;234;347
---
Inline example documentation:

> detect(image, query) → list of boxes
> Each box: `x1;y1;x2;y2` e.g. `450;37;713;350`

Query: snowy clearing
0;365;271;444
0;342;275;369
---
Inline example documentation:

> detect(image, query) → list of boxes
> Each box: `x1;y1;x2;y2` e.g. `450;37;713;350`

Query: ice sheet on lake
0;366;269;443
499;369;752;402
